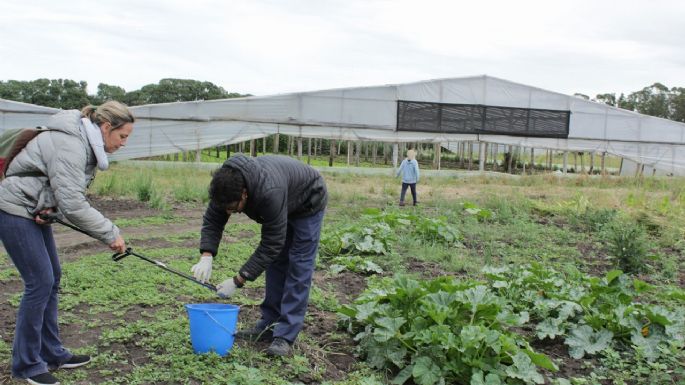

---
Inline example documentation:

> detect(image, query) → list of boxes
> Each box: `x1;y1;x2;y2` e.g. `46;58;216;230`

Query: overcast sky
2;0;684;99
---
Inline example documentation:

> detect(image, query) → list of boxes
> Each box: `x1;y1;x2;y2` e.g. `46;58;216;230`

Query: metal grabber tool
39;212;217;292
111;248;217;292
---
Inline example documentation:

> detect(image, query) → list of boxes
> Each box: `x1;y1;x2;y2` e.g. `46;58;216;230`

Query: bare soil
0;195;663;384
0;197;363;384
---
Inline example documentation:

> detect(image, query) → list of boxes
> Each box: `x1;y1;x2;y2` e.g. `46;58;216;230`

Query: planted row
339;276;556;385
339;265;685;384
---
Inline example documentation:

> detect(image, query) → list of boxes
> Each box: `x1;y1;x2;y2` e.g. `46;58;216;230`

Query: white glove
217;278;238;298
191;256;213;283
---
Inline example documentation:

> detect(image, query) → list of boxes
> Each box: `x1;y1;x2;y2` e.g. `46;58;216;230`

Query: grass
2;161;684;384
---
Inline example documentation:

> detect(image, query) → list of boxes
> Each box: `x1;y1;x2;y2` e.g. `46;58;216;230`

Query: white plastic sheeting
2;75;685;175
0;99;58;128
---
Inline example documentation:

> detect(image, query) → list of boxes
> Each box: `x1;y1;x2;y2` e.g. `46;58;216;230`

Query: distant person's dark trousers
0;210;71;379
257;210;325;343
400;182;417;205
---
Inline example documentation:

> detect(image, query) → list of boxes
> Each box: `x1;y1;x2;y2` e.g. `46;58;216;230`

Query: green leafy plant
340;222;395;255
329;255;383;275
339;275;556;385
462;201;494;221
321;220;396;257
413;216;461;245
483;264;685;362
565;325;613;359
362;208;461;246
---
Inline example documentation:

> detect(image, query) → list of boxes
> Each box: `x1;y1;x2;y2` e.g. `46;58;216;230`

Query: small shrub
173;181;208;203
134;174;154;202
94;173;119;196
634;211;662;236
602;219;649;273
580;207;618;232
483;194;531;224
149;190;169;210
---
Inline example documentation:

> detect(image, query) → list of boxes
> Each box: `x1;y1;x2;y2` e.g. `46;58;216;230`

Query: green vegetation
340;275;557;385
0;78;247;109
1;163;684;384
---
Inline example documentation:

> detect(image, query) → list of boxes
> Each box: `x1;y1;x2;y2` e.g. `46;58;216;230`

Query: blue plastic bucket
185;303;240;356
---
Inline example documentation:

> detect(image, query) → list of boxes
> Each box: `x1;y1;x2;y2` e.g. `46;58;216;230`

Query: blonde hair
407;149;417;161
81;100;135;130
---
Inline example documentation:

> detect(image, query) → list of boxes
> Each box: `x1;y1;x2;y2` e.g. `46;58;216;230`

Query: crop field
0;162;684;385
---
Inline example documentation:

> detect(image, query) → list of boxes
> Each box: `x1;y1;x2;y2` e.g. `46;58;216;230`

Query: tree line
575;82;685;122
1;78;684;123
0;78;249;110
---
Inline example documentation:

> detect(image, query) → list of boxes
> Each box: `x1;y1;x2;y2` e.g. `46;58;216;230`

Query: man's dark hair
209;167;246;208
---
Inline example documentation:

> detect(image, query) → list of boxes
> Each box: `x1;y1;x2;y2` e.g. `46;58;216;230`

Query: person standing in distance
0;101;133;385
191;154;327;357
396;148;420;206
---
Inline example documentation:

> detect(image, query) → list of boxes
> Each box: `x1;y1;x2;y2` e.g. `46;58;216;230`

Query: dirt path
0;197;360;384
0;197;210;258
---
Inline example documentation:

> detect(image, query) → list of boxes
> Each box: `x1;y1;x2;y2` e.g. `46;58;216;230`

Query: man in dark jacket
191;154;327;356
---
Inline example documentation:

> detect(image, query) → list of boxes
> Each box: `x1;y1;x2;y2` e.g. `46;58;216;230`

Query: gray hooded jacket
0;110;119;244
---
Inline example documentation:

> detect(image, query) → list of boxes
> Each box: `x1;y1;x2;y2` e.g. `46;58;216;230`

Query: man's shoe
27;372;60;385
235;327;273;342
266;337;292;357
399;201;406;207
59;355;91;369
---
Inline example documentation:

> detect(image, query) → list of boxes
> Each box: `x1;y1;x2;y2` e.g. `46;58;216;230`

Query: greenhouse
2;75;685;175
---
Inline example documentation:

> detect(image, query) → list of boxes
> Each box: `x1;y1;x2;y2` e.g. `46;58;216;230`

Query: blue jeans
256;210;324;343
0;210;71;378
400;182;417;205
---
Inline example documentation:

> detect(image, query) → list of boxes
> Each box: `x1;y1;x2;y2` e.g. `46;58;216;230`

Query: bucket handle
203;310;237;336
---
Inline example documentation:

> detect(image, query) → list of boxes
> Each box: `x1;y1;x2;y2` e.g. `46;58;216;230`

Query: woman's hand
109;235;126;254
34;208;55;225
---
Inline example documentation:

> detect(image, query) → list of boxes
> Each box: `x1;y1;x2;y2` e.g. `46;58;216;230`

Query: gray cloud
1;0;684;98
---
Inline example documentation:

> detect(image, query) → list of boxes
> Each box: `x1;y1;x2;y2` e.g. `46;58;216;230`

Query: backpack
0;126;49;179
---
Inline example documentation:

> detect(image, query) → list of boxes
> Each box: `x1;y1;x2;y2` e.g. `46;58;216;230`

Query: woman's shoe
59;355;91;369
27;372;60;385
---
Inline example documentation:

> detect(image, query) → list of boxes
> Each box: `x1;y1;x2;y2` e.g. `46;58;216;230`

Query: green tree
0;79;90;109
0;80;24;101
58;79;91;109
617;93;634;111
669;87;685;123
625;82;670;118
94;83;126;104
121;89;149;106
1;78;248;108
595;93;617;106
126;78;245;105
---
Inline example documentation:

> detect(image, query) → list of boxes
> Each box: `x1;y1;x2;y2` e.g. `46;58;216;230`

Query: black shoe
265;337;292;357
27;372;60;385
59;355;91;369
235;327;273;342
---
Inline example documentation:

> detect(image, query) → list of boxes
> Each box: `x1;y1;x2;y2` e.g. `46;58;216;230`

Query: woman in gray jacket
0;101;134;385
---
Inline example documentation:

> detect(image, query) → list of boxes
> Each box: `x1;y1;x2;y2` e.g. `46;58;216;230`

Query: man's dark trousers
256;210;325;343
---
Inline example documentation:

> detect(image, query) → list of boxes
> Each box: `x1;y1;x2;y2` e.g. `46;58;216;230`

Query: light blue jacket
396;159;420;183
